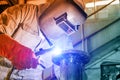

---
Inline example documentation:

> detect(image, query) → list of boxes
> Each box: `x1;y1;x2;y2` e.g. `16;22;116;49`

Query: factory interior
0;0;120;80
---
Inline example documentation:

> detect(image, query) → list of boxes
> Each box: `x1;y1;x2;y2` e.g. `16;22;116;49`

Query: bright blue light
52;47;62;56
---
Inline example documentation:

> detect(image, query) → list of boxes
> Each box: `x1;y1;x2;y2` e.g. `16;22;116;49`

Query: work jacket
0;3;55;80
0;0;75;79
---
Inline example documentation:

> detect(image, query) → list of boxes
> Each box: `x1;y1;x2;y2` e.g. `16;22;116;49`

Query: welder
0;0;86;79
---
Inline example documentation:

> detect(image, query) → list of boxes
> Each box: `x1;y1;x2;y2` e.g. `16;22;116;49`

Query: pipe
52;50;90;80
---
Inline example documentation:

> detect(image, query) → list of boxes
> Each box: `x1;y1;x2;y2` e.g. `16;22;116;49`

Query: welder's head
39;0;87;39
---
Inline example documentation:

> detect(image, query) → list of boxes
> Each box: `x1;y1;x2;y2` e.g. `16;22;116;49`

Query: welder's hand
0;34;38;70
12;48;38;70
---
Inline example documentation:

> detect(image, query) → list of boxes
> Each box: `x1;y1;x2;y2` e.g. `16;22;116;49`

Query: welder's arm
0;33;38;70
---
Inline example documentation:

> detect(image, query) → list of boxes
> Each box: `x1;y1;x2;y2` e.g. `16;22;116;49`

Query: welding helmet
39;0;87;39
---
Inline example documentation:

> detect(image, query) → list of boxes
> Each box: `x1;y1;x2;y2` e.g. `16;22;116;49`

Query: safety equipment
39;0;87;39
0;34;38;70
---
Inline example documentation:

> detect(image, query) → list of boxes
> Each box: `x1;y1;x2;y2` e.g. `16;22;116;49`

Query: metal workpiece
52;50;90;80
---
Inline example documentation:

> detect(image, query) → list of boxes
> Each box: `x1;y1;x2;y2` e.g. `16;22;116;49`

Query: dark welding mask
39;0;87;39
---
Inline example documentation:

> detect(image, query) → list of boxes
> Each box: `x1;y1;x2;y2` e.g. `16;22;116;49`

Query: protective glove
0;34;38;70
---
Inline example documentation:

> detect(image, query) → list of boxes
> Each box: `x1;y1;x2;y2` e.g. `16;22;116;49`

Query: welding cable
40;29;53;47
36;56;46;69
39;63;46;69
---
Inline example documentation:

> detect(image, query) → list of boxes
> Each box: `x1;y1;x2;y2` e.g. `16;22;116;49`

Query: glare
52;47;62;56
